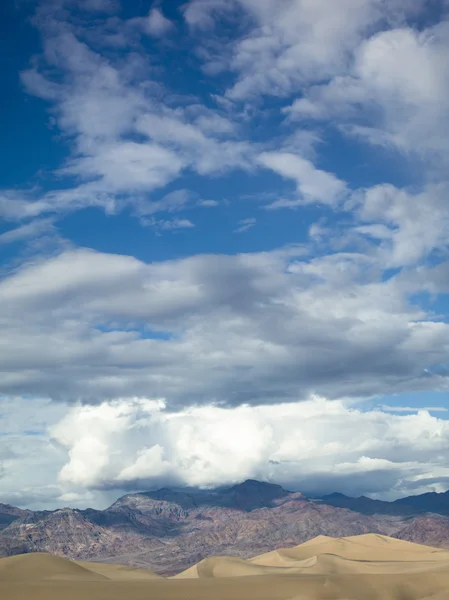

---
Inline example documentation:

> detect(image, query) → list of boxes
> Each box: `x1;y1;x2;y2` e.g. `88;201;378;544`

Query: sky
1;0;449;510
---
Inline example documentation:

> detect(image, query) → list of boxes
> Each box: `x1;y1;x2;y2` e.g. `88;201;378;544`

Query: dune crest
173;533;449;579
74;560;163;580
0;552;161;582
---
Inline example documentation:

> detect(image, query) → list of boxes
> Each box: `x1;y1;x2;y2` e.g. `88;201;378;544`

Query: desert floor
2;533;449;599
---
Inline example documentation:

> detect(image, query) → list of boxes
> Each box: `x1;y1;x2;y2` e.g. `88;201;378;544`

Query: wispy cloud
141;217;195;233
378;405;448;413
0;218;56;246
197;199;220;207
12;16;252;222
234;217;256;233
259;152;347;207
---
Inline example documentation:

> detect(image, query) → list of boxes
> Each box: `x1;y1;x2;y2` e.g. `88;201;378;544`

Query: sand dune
171;555;315;578
0;552;162;582
74;560;163;580
249;533;449;569
0;552;108;581
171;533;449;579
2;534;449;599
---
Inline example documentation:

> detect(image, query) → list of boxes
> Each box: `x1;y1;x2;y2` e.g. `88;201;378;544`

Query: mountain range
1;480;449;575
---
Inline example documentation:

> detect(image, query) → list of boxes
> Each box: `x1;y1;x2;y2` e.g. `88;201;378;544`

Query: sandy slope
74;560;163;580
248;533;449;573
2;534;449;599
0;552;108;581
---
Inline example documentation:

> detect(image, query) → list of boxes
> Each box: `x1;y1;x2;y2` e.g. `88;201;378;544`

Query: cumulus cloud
186;0;449;170
144;8;174;37
349;183;449;268
185;0;424;99
7;393;449;508
286;22;449;166
48;395;449;501
183;0;234;30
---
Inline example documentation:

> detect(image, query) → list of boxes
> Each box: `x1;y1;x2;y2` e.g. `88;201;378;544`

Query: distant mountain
393;490;449;515
316;492;412;515
1;480;449;575
317;489;449;516
0;504;31;531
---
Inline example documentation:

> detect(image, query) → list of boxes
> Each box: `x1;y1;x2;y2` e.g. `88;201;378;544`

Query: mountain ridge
2;479;449;575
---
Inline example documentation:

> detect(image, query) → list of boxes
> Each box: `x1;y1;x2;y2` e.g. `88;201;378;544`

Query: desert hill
0;552;108;581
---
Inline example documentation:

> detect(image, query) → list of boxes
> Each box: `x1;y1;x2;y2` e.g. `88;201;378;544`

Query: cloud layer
1;0;449;508
1;246;449;407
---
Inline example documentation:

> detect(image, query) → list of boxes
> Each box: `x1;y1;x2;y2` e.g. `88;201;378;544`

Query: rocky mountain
0;504;31;531
1;480;449;575
393;516;449;548
0;507;162;559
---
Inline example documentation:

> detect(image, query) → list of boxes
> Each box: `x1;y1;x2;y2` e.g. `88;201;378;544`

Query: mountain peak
229;479;288;492
221;479;292;510
321;492;349;499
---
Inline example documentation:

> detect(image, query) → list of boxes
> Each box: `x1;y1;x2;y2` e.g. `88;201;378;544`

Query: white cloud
144;8;174;37
184;0;449;175
48;395;449;501
287;23;449;165
0;219;56;245
0;396;68;508
197;199;220;207
234;217;256;233
136;113;253;175
12;22;252;221
0;192;53;221
1;246;449;407
130;7;175;38
135;189;193;216
259;152;347;207
196;0;423;100
349;183;449;268
141;217;195;232
183;0;233;30
8;393;449;507
63;142;185;192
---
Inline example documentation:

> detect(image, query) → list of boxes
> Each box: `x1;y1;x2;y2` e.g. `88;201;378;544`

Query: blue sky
1;0;449;509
